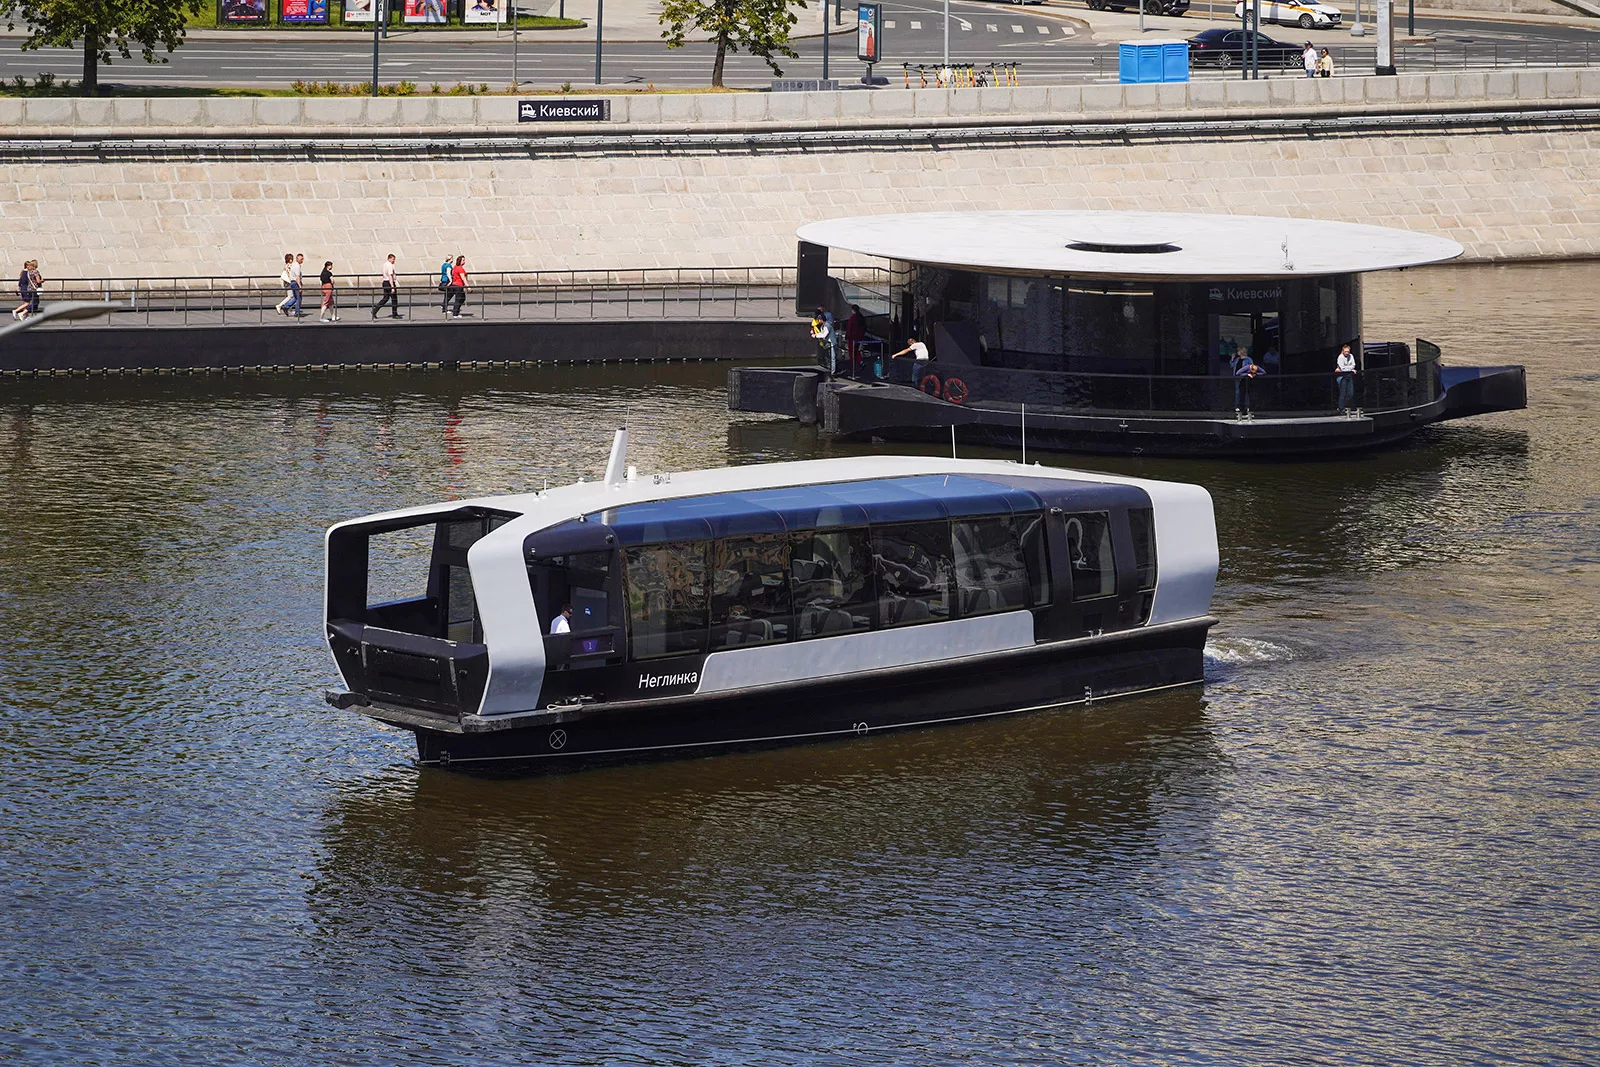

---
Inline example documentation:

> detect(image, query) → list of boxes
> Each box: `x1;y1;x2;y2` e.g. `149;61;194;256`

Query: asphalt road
0;1;1594;89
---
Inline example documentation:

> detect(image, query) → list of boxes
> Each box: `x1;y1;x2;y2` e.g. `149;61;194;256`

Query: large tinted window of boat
872;522;954;627
710;534;791;649
790;528;875;638
952;517;1031;617
624;542;708;660
1128;507;1157;591
1064;512;1116;601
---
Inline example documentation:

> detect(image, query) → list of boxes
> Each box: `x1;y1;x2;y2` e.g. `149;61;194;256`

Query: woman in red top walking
447;256;469;318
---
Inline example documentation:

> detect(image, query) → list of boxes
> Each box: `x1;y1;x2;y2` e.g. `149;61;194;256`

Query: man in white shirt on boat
549;604;573;635
890;334;929;362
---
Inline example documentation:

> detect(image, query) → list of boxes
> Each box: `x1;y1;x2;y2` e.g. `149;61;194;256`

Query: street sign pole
595;0;604;84
943;0;949;68
512;0;519;86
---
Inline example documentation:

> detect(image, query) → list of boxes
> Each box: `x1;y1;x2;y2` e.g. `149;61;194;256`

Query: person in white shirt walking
1302;42;1318;78
549;604;573;635
286;253;305;317
371;253;401;319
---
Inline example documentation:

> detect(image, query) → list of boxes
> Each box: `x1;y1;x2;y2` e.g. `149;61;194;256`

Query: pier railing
898;354;1443;418
32;267;803;328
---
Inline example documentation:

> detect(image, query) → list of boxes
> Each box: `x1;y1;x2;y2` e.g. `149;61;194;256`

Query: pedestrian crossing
884;18;1076;34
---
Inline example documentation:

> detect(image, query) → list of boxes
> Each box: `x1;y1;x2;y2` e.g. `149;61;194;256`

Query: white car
1234;0;1343;28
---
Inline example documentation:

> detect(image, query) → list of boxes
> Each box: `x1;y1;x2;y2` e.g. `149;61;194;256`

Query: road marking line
1036;23;1050;32
911;20;922;28
987;22;997;30
1011;23;1023;32
885;18;895;27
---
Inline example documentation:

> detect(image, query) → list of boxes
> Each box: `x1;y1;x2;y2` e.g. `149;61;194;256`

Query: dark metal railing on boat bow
904;352;1444;419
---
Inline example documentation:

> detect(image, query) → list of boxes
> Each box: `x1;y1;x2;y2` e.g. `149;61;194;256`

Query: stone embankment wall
0;69;1596;278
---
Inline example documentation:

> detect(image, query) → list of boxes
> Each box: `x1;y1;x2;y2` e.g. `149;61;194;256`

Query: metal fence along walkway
32;267;802;330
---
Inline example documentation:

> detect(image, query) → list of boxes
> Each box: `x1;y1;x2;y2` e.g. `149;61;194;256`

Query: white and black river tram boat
324;434;1218;770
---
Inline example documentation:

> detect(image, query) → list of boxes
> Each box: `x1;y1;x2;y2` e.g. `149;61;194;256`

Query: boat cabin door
525;526;626;671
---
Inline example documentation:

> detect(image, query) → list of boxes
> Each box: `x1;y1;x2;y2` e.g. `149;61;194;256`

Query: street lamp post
822;0;830;79
595;0;604;84
943;0;949;68
371;0;381;96
512;0;520;86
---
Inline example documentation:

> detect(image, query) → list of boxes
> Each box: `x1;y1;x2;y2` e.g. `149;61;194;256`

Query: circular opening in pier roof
796;210;1465;279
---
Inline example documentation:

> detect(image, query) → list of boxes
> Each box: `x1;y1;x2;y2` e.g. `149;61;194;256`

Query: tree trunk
712;35;727;88
81;30;98;94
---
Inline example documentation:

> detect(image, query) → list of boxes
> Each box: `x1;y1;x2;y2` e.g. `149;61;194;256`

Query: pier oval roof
797;210;1464;279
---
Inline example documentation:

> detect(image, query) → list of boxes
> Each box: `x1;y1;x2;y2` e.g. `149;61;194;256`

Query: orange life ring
919;374;942;397
943;377;968;405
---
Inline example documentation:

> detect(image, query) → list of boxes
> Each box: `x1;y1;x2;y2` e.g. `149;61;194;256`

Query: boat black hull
354;619;1214;772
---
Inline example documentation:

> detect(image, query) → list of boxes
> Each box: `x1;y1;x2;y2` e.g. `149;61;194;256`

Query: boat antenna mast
604;427;629;488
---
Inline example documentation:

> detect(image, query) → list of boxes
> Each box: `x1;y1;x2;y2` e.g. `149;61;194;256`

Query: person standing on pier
372;254;401;319
1302;42;1317;78
845;305;867;379
12;259;36;321
1318;48;1334;78
439;254;454;314
1335;342;1358;415
320;261;341;323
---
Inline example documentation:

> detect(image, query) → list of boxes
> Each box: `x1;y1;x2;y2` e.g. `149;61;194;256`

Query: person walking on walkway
1335;342;1358;415
1302;42;1317;78
275;253;295;316
319;260;341;322
12;259;36;320
439;254;454;314
287;253;305;317
1318;47;1334;78
447;255;469;318
372;254;401;319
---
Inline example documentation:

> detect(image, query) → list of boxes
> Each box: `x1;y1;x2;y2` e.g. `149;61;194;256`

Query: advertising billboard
343;0;376;22
463;0;503;23
219;0;269;24
281;0;329;21
857;3;882;64
404;0;447;22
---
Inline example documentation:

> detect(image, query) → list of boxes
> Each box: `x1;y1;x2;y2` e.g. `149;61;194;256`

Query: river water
1;262;1595;1065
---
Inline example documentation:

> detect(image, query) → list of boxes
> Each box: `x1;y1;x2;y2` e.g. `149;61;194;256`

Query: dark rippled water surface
1;262;1596;1065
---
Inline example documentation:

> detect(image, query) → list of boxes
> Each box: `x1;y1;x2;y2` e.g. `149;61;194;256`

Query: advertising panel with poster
219;0;268;24
343;0;376;22
857;3;882;63
463;0;502;22
404;0;448;22
281;0;329;21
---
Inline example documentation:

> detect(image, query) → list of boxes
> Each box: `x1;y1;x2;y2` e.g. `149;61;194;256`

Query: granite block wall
0;73;1596;278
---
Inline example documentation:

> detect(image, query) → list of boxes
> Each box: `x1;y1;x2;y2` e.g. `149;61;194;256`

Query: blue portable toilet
1118;39;1190;84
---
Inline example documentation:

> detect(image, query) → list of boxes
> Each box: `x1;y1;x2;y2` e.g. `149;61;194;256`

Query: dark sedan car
1187;27;1302;69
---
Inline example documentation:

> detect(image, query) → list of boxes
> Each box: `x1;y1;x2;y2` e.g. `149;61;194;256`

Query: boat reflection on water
310;690;1216;936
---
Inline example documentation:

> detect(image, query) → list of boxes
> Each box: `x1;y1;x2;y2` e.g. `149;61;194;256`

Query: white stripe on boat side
420;678;1201;765
696;611;1034;695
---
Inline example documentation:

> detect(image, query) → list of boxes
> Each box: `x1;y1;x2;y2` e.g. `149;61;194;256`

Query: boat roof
796;210;1464;280
329;455;1189;538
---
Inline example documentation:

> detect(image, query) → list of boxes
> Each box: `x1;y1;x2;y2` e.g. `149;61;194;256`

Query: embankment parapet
0;68;1597;136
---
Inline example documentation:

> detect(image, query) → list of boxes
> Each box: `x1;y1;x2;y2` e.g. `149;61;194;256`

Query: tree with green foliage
0;0;208;94
659;0;802;89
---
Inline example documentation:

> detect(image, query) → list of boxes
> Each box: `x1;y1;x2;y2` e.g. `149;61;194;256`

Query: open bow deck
325;440;1219;770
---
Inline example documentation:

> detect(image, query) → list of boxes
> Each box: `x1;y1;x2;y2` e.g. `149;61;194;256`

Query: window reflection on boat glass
790;528;875;638
625;542;708;660
710;534;792;649
1065;512;1117;601
872;522;954;628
